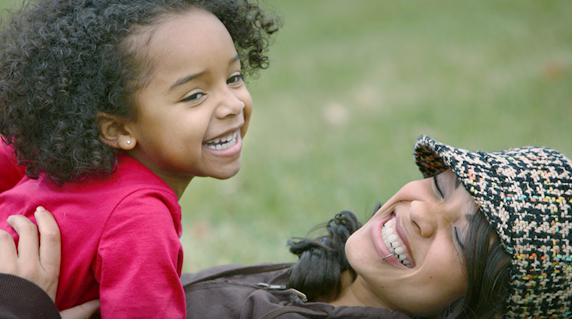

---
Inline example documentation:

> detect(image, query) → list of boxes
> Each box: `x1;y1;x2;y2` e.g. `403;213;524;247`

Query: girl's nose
216;89;245;119
409;200;438;238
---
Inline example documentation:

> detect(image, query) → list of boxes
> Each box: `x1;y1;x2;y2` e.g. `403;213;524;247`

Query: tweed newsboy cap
413;135;572;318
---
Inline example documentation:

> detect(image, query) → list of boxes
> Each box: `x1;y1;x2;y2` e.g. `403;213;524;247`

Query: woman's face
344;169;478;317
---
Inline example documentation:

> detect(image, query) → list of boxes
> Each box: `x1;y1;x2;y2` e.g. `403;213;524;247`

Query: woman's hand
60;300;101;319
0;207;60;300
0;207;100;318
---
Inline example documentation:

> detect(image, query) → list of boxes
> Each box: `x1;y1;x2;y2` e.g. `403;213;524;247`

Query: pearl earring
126;140;131;145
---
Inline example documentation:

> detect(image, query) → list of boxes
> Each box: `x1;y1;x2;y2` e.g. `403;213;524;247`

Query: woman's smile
381;215;415;267
371;213;415;269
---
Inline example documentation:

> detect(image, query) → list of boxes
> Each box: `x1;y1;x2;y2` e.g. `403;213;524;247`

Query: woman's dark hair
436;210;512;319
288;206;512;318
287;210;361;302
0;0;278;183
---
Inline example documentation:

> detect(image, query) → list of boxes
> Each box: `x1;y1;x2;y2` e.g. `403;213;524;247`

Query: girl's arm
0;207;100;319
96;193;186;318
0;141;26;192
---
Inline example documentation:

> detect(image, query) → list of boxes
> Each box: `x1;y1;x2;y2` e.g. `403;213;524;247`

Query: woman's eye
183;92;204;102
454;227;466;251
227;74;244;84
433;176;444;198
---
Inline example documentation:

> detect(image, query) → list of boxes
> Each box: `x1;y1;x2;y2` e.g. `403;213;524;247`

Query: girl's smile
204;129;241;152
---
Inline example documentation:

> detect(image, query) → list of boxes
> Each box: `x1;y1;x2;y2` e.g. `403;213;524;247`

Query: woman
2;135;571;318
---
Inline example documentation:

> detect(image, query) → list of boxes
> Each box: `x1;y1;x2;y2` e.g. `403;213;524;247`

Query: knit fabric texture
413;135;572;318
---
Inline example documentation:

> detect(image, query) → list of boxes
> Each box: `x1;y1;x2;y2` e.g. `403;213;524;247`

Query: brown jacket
0;264;413;318
182;263;412;319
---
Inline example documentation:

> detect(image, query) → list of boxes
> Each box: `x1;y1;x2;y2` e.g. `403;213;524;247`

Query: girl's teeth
381;218;413;268
205;131;238;150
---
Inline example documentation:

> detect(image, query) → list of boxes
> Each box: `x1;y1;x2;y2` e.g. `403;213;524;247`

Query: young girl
3;135;571;318
0;0;277;317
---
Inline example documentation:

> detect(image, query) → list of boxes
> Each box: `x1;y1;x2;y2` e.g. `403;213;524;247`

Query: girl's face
125;9;252;195
343;169;477;317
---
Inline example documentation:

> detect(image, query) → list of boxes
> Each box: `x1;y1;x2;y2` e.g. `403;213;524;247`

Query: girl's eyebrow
169;55;241;91
170;71;204;91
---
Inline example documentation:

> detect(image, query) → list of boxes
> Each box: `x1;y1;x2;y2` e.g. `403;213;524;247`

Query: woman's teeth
382;218;413;267
205;131;238;150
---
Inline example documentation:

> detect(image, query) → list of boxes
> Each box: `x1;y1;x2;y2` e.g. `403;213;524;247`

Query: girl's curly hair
0;0;278;183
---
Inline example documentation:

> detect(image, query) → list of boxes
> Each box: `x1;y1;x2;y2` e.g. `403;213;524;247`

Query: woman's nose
216;89;245;119
409;200;439;238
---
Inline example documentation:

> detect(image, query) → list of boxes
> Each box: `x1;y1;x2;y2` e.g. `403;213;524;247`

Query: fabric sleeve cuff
0;273;61;318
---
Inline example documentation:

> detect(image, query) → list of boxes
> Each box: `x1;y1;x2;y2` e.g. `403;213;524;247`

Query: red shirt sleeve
0;142;26;192
95;191;186;318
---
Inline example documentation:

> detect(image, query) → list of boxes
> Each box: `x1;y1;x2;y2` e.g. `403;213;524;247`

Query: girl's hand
0;207;100;318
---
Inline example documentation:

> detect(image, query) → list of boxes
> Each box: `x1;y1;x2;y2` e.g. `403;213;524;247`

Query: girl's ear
97;112;136;150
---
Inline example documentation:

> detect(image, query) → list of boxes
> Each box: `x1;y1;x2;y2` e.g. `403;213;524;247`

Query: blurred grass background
1;0;571;272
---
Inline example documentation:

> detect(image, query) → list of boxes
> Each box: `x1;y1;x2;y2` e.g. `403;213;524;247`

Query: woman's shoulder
330;306;413;319
182;263;412;319
182;263;302;319
181;263;291;286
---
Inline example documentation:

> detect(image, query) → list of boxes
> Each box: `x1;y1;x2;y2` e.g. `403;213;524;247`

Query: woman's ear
97;112;136;150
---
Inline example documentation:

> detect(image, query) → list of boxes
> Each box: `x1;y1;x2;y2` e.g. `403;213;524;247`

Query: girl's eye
227;74;244;84
183;92;204;102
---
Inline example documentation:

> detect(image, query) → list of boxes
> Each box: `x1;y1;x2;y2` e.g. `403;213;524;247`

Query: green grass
179;0;572;272
1;0;571;272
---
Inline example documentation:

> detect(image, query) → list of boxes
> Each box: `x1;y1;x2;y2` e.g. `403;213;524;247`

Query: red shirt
0;142;26;192
0;144;186;318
